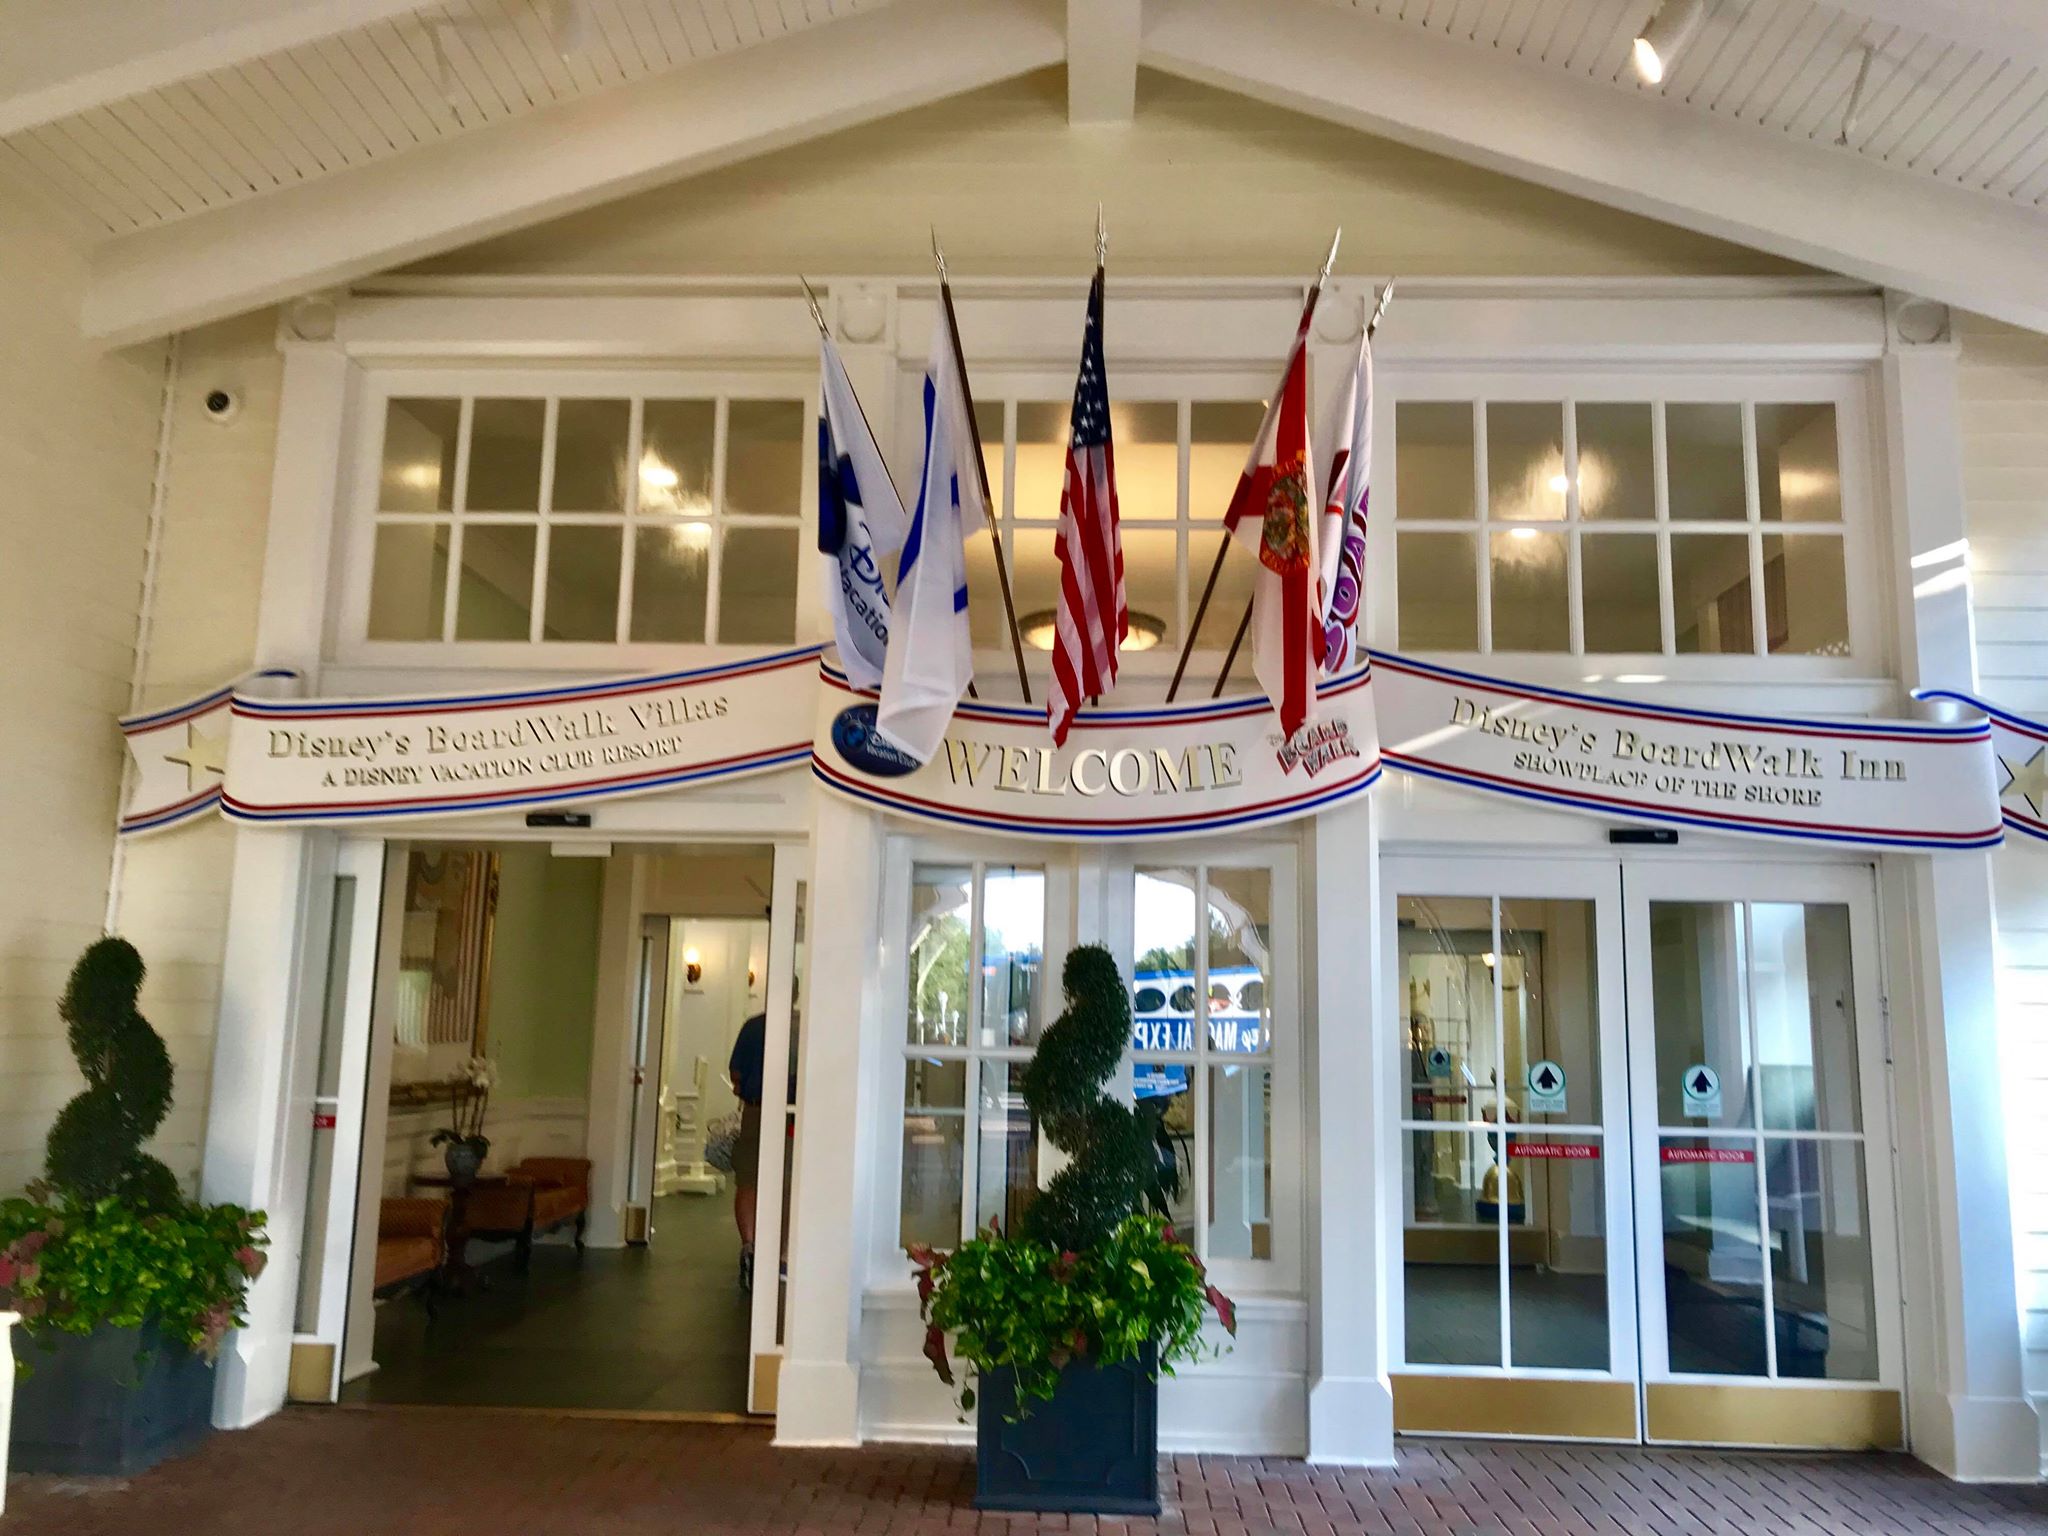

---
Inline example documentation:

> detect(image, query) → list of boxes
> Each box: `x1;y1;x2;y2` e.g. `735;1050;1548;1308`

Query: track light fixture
1632;0;1707;86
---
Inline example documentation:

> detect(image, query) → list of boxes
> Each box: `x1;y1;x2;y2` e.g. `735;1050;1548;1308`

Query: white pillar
775;793;887;1444
1306;797;1393;1463
1879;295;2038;1479
203;331;356;1427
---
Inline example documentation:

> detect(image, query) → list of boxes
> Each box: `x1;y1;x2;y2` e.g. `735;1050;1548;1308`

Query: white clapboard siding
0;181;163;1196
102;310;288;1193
1958;309;2048;1423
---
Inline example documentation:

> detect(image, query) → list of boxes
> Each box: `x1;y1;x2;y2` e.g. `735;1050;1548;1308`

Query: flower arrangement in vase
430;1055;497;1184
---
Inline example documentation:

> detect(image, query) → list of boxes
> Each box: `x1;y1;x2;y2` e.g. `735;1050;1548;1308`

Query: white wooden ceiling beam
1068;0;1141;126
81;0;1064;346
0;0;435;138
1142;0;2048;334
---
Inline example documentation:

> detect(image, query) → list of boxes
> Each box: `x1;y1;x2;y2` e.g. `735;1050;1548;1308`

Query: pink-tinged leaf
915;1268;936;1315
0;1254;15;1290
922;1324;954;1386
1206;1284;1238;1337
1162;1225;1178;1246
905;1243;938;1269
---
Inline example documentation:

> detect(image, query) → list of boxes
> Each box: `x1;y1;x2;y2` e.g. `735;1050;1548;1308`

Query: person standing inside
728;1011;766;1290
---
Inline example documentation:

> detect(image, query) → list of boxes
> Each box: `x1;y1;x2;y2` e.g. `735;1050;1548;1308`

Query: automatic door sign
1680;1063;1722;1119
1525;1059;1567;1116
1425;1045;1452;1078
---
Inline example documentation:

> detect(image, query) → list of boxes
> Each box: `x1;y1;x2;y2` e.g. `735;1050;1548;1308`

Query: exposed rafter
0;0;434;138
1067;0;1140;126
1825;0;2048;68
82;0;1063;346
1143;0;2048;334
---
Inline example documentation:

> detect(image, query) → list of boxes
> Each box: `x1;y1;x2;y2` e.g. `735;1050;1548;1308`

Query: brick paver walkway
12;1407;2048;1534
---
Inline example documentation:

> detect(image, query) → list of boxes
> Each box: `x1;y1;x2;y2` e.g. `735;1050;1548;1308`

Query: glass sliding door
1384;857;1637;1440
1624;862;1903;1449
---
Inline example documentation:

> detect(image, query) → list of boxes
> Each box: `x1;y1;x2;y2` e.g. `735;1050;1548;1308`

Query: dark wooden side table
411;1172;508;1295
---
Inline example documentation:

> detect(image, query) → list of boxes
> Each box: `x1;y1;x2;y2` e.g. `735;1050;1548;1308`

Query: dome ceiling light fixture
1633;0;1707;86
1019;609;1165;654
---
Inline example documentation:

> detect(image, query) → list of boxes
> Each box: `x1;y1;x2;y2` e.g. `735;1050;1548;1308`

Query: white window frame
872;835;1305;1298
1369;365;1885;683
334;363;821;670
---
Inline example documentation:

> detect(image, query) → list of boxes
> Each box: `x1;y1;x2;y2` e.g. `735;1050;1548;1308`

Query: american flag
1047;270;1125;747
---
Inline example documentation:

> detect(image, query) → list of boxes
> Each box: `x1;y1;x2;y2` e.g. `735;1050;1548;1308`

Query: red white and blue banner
1915;688;2048;843
122;646;2009;852
1376;653;2003;851
815;659;1381;841
119;669;300;834
122;648;821;833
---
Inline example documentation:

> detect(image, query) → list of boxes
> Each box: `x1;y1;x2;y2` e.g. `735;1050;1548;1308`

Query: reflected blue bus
1129;964;1266;1099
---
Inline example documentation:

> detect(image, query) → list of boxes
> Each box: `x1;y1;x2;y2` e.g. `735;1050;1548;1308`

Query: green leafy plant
909;944;1233;1414
0;1191;266;1360
0;938;269;1366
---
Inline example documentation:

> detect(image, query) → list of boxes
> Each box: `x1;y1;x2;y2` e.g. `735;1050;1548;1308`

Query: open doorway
331;840;784;1416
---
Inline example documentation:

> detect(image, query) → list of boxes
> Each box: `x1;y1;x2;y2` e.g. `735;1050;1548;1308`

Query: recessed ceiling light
1018;609;1165;653
1633;0;1706;85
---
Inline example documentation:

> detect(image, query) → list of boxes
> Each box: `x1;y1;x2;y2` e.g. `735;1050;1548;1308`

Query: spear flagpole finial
1317;226;1342;288
1367;277;1396;337
798;275;828;338
931;225;948;283
1095;202;1107;269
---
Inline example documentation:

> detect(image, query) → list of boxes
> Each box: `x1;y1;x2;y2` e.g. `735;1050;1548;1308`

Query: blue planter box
9;1320;214;1476
974;1342;1159;1515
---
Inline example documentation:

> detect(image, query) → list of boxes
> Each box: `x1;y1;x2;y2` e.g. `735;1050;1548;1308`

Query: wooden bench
374;1196;448;1315
464;1157;591;1269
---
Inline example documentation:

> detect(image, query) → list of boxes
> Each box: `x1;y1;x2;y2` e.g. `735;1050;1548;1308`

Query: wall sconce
683;945;703;984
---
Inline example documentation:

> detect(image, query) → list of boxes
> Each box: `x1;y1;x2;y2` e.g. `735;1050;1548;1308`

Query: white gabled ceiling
0;0;891;236
1328;0;2048;208
5;0;2048;343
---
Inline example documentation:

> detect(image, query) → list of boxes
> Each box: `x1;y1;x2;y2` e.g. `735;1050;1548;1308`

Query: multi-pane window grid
367;393;804;646
1393;399;1851;660
900;862;1047;1250
1132;864;1276;1269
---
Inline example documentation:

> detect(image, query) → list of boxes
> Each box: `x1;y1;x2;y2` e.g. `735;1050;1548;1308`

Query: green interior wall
485;846;604;1100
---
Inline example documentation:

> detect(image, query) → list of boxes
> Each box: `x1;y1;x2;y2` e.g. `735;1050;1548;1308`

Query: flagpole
1210;275;1395;700
1166;228;1341;704
934;229;1033;705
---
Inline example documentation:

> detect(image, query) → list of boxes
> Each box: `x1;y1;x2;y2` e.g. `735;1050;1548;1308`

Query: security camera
203;388;241;423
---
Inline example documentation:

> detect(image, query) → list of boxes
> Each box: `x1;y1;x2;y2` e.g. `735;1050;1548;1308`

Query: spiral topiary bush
1019;944;1169;1253
44;936;182;1212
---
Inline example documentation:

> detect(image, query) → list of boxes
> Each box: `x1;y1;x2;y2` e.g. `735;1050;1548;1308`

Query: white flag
1316;330;1371;675
876;318;984;763
817;336;907;691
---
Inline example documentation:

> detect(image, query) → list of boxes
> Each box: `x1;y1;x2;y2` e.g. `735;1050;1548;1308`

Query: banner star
163;722;229;794
2000;746;2048;818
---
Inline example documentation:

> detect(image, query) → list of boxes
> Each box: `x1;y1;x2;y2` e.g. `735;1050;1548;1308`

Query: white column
775;792;888;1444
202;332;357;1427
1879;294;2038;1480
583;851;650;1248
1306;796;1393;1463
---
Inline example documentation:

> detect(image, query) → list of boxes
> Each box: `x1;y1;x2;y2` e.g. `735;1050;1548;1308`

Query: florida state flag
1222;304;1323;737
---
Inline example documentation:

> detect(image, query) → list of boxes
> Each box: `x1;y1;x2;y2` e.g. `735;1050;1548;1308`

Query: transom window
364;391;805;646
968;398;1264;666
1393;398;1852;660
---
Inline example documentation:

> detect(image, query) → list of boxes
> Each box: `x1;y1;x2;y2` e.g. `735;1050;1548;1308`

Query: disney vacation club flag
1316;328;1372;676
816;333;906;692
1221;300;1323;738
1046;268;1126;747
875;317;986;763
